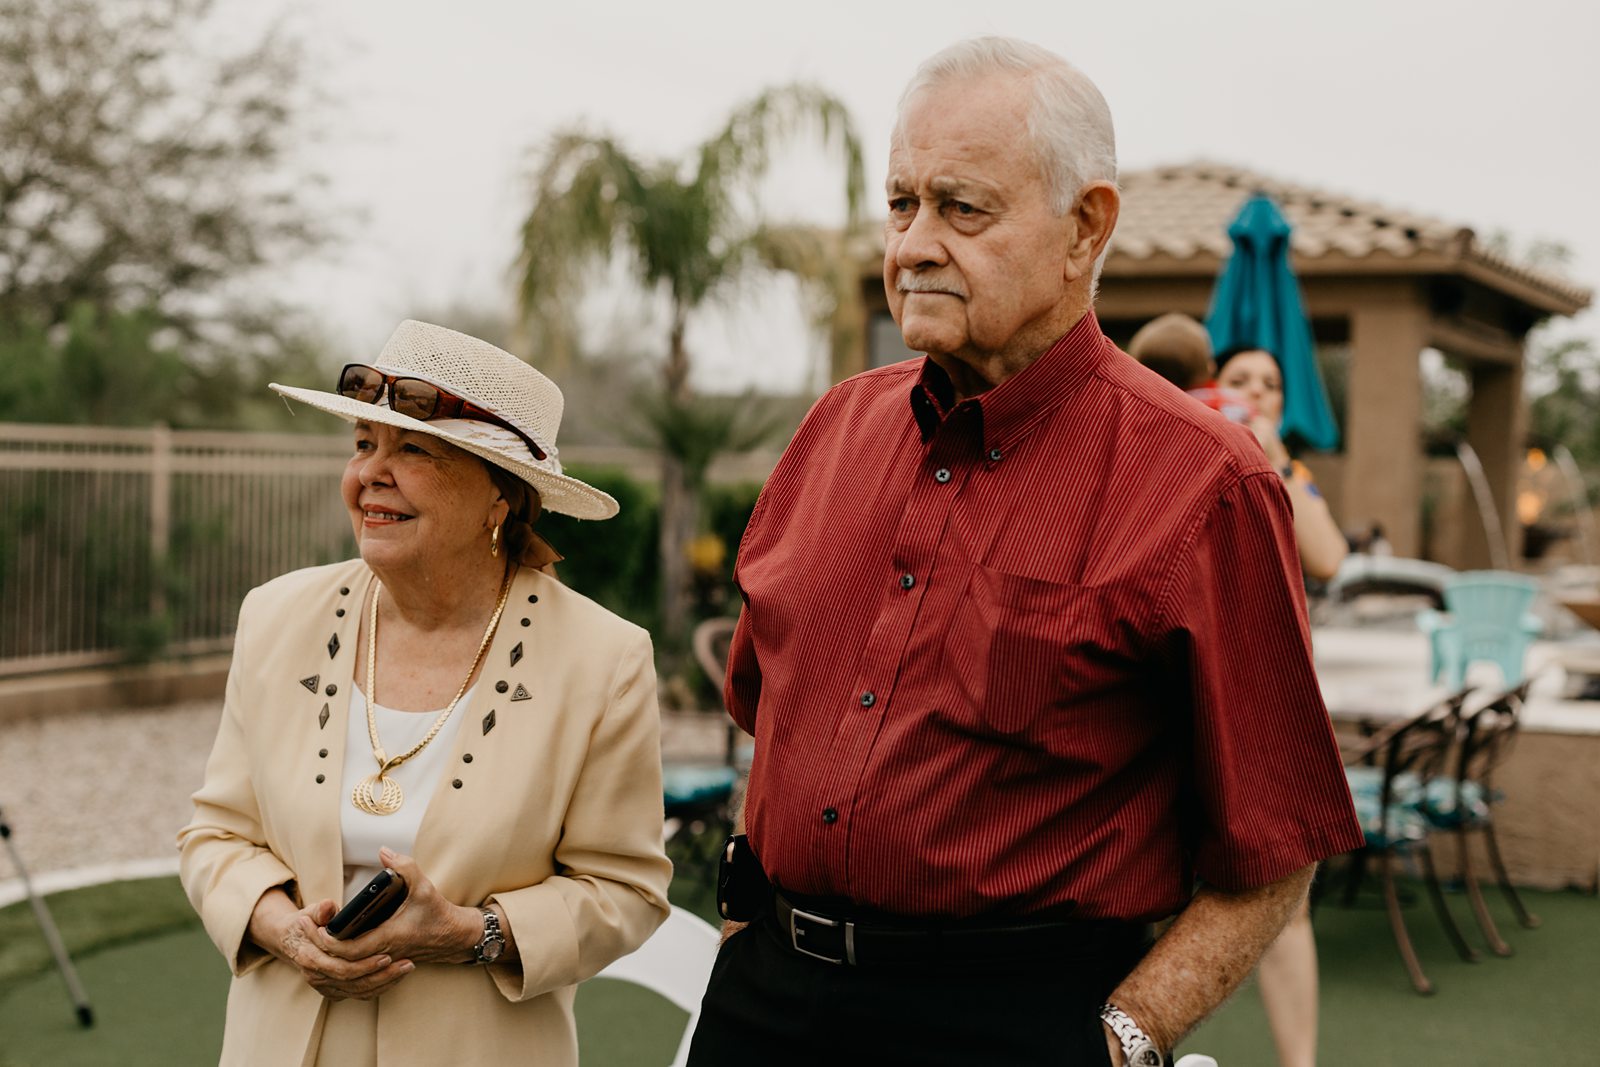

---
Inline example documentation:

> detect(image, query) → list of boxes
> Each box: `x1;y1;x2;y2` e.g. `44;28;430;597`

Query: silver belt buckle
788;905;856;965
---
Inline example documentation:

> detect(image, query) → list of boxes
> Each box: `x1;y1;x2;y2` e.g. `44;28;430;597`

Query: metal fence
0;423;785;679
0;423;353;677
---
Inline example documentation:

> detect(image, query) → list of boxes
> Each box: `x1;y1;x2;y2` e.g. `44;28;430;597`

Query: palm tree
515;85;865;650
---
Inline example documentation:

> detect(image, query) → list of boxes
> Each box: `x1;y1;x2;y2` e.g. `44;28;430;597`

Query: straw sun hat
271;320;618;521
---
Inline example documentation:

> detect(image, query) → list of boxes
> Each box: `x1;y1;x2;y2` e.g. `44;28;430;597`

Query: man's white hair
894;36;1118;216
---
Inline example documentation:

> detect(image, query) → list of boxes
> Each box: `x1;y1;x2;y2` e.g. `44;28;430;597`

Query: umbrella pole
0;804;95;1028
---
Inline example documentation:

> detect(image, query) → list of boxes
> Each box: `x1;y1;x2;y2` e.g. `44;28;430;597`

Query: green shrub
706;482;763;576
539;467;660;631
539;471;764;694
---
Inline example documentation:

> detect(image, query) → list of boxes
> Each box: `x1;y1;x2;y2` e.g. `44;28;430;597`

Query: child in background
1127;312;1255;424
1127;311;1214;390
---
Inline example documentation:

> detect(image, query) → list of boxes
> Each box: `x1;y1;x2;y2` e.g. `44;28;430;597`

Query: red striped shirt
727;313;1362;922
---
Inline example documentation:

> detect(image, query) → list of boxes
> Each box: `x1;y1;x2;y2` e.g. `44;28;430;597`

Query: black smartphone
716;834;770;922
326;868;408;940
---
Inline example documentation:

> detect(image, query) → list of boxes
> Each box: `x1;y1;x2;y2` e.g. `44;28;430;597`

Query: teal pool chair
1416;571;1542;688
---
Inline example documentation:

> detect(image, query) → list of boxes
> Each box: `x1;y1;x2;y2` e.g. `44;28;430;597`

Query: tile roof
1107;162;1591;314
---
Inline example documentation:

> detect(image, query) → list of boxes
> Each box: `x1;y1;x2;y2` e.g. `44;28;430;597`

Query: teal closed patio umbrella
1206;193;1340;451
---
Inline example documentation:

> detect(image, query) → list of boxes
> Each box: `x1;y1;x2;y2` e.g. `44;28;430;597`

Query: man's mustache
896;274;968;298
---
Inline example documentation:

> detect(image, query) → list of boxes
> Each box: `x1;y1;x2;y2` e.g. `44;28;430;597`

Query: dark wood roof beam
1428;316;1522;365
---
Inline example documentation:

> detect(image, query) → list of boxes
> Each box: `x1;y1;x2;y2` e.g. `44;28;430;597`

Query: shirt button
899;573;916;590
822;807;839;824
988;447;1003;462
934;468;952;484
860;691;876;708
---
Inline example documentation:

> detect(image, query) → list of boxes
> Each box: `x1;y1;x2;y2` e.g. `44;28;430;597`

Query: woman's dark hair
484;463;547;567
1214;344;1280;369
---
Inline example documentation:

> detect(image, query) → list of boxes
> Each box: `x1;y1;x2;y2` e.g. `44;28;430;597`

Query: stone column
1344;292;1427;557
1464;356;1528;569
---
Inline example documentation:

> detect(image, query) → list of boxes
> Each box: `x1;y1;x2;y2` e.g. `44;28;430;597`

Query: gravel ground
0;701;222;881
0;701;733;882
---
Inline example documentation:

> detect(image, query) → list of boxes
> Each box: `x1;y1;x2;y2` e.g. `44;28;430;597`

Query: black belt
767;890;1148;968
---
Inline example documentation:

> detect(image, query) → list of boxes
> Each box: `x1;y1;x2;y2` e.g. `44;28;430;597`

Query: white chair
593;905;721;1067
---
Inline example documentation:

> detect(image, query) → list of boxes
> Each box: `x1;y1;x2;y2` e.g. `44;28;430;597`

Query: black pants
686;918;1148;1067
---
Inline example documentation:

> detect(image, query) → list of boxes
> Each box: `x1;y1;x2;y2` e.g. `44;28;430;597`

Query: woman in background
1217;345;1348;583
1217;343;1346;1067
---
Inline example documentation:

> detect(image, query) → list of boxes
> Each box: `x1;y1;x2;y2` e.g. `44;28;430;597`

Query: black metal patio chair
1333;687;1477;994
1420;679;1540;957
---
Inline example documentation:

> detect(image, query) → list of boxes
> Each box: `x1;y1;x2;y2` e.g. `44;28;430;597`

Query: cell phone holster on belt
716;834;771;922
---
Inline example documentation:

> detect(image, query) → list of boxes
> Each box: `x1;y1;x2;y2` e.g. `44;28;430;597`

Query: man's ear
1063;181;1121;283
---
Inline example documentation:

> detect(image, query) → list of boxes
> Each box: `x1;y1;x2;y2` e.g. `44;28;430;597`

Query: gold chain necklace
351;569;514;816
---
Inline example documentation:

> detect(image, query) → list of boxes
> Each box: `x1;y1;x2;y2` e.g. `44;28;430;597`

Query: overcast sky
272;0;1600;393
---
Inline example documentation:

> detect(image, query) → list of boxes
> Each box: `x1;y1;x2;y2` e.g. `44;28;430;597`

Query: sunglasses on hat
336;363;547;462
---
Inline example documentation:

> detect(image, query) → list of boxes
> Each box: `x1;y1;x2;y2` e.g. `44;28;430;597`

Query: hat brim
269;384;619;521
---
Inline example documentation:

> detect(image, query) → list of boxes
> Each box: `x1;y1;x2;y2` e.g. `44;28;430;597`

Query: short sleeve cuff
1194;815;1366;892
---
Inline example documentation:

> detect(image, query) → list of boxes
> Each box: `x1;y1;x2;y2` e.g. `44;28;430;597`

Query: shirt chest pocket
941;564;1129;737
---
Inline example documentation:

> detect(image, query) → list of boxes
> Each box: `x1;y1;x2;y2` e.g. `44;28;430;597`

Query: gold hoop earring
490;523;501;559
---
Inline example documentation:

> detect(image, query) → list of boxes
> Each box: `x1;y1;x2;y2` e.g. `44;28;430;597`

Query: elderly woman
178;321;671;1066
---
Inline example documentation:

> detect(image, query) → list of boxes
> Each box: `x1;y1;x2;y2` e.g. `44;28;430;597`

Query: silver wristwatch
1099;1003;1163;1066
472;907;505;964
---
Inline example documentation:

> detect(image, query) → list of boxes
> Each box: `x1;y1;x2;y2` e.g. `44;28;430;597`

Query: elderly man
688;37;1361;1067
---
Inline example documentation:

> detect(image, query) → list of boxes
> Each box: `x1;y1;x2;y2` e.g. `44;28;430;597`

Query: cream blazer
178;559;672;1067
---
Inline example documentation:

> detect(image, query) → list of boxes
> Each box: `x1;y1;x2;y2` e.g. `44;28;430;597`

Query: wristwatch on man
471;907;505;964
1098;1003;1163;1066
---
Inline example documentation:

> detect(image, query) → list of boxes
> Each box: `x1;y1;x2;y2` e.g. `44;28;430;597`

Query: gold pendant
352;771;404;815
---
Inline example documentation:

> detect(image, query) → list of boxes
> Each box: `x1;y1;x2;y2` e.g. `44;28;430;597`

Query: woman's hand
247;886;414;1000
1248;414;1292;468
319;848;492;967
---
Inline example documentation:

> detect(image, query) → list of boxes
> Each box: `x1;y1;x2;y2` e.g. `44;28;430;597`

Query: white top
340;685;472;899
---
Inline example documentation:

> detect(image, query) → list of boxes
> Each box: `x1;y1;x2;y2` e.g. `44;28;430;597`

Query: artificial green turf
0;925;227;1067
0;864;712;1067
0;877;197;988
575;980;690;1064
1182;885;1599;1065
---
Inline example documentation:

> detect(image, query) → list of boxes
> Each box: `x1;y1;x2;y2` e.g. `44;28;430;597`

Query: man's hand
247;888;413;1000
719;918;748;945
1248;414;1292;467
